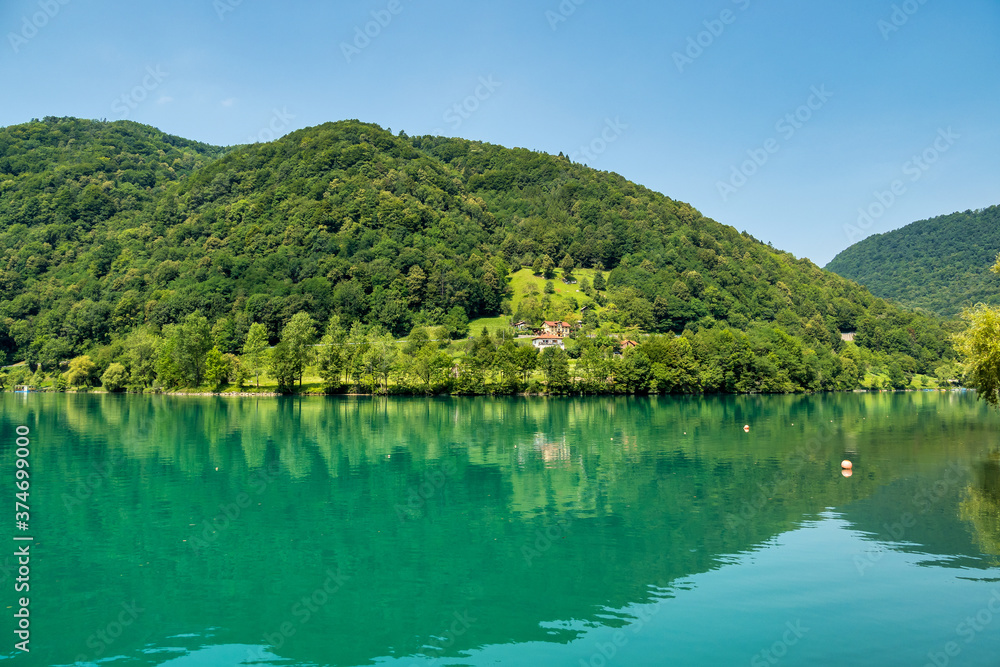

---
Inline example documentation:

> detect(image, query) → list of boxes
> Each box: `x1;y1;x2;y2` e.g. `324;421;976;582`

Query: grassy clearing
507;267;604;313
467;316;509;336
468;268;608;334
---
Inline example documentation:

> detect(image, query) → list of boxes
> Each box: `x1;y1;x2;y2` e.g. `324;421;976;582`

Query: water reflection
1;392;999;666
961;452;1000;560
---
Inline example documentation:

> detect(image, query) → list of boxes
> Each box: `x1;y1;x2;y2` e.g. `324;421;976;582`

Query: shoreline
2;387;965;398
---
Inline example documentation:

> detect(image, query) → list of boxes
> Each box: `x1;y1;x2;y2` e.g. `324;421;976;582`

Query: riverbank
2;386;966;398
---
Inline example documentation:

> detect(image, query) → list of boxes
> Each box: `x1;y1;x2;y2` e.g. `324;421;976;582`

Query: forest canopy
0;117;962;394
826;206;1000;317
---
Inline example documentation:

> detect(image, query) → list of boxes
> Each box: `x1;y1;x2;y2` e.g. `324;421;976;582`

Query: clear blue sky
2;0;998;265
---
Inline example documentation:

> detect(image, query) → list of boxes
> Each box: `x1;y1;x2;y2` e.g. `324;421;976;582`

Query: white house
532;335;565;350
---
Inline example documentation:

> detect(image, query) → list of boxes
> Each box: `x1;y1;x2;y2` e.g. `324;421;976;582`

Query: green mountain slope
826;207;1000;317
0;117;959;392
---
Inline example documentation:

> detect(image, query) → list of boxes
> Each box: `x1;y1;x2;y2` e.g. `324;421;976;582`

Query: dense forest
826;206;1000;317
0;117;962;394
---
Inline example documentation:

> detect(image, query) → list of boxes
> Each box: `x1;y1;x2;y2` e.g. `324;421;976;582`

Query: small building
513;320;529;330
543;320;572;336
532;335;565;350
840;331;856;343
619;339;638;351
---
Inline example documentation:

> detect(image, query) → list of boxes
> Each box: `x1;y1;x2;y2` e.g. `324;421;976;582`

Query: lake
2;392;999;666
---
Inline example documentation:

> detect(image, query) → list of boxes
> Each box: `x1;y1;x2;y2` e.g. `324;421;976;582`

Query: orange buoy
743;425;750;432
841;460;853;470
842;469;853;478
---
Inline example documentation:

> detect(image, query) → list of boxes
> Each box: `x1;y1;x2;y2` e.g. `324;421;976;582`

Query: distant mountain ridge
825;206;1000;317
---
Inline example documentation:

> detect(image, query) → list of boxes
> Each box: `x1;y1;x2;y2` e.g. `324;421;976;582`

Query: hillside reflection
2;392;998;666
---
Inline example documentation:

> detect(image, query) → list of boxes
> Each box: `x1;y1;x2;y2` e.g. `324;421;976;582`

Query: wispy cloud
221;97;237;107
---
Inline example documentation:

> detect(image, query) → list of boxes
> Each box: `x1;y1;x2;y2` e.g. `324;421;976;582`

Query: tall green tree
345;322;371;386
156;331;184;388
408;347;453;392
513;345;539;383
67;355;98;387
159;312;212;387
366;327;398;394
443;306;469;340
404;326;431;356
281;312;318;388
317;315;347;391
242;323;270;388
955;304;1000;406
540;254;556;279
100;363;128;392
540;347;570;391
227;354;248;389
268;342;297;393
204;347;231;391
125;327;160;389
560;253;575;281
211;318;237;354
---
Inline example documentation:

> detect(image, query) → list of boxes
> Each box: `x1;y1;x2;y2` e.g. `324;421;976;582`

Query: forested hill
0;117;957;392
825;207;1000;317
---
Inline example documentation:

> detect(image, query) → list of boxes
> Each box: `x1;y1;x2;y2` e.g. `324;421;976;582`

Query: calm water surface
1;392;999;666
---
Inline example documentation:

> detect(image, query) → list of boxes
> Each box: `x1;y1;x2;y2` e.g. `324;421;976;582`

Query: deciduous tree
67;355;98;387
242;323;270;388
955;304;1000;406
281;312;317;388
100;362;128;392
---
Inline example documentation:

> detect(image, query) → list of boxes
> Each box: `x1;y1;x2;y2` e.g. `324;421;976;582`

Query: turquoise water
1;392;998;666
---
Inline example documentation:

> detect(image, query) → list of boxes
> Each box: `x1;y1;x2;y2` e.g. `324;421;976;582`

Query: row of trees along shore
0;309;963;396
